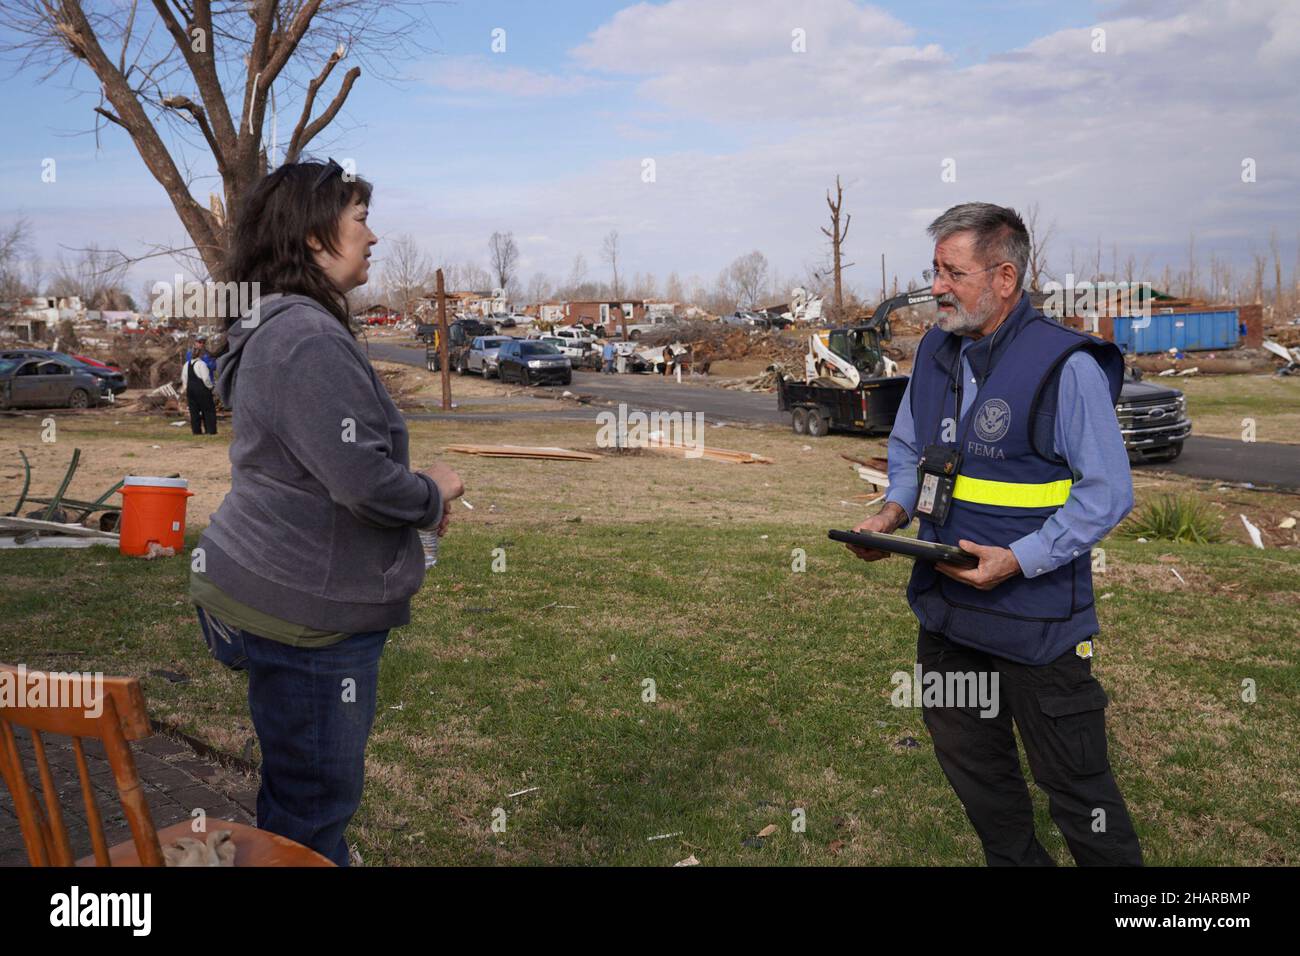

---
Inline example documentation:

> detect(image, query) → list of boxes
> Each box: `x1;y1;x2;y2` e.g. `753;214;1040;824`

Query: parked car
70;354;128;394
496;340;571;386
460;336;512;377
721;310;767;328
0;355;105;409
622;315;682;340
1117;364;1191;463
1;349;126;396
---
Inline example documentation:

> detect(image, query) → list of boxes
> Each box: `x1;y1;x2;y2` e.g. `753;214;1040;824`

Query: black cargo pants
918;627;1143;866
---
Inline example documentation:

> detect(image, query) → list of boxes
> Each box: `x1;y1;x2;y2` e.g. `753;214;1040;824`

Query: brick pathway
0;730;257;866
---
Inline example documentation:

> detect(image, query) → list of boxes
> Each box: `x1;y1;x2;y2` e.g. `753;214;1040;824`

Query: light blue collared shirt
884;338;1134;578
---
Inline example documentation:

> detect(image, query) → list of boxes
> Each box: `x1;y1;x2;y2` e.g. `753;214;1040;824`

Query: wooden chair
0;663;334;866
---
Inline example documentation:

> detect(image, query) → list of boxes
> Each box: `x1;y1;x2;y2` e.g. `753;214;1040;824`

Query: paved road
1154;435;1300;490
372;341;1300;490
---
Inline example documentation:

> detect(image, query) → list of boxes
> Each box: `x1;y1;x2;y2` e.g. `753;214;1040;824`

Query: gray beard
936;285;997;335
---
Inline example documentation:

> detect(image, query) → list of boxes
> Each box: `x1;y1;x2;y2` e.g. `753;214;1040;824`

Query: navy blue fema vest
906;294;1124;665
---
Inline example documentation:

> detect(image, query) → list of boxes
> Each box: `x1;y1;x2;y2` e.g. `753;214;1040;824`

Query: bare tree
1269;229;1283;319
0;219;34;301
50;244;131;309
1;2;431;281
1250;247;1267;305
664;271;684;304
726;250;769;310
524;271;552;307
382;235;430;318
1023;201;1056;290
820;175;852;319
601;230;621;299
488;231;519;292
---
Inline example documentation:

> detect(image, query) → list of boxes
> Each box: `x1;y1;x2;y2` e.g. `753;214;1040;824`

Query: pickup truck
1116;365;1191;463
538;334;602;370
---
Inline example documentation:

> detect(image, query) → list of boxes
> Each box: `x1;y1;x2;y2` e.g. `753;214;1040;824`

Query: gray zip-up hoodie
196;294;441;633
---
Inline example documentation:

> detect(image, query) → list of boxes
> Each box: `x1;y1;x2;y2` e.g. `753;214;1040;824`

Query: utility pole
436;269;451;410
880;253;886;304
820;175;853;321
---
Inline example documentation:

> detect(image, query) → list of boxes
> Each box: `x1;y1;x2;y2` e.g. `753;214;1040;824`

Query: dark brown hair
223;159;373;333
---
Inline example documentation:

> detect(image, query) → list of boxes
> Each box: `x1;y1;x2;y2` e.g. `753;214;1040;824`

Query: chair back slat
98;695;164;866
0;663;163;867
71;736;112;866
29;729;74;865
0;718;50;866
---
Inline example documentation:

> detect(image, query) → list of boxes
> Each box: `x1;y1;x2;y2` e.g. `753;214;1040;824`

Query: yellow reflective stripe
952;475;1072;508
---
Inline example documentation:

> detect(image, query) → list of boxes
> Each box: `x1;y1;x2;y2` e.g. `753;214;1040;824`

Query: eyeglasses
923;262;1007;285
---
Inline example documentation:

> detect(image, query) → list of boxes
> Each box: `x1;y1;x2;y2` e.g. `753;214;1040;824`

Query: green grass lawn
1174;374;1300;443
2;519;1296;866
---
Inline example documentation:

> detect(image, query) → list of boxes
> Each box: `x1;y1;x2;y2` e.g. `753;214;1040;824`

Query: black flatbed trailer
777;374;909;437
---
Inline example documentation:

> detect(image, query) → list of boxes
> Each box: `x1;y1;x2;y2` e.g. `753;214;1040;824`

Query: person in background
190;158;465;866
602;339;617;374
181;337;218;435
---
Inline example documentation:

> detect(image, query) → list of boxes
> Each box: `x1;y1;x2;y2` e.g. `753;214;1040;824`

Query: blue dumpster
1112;309;1240;354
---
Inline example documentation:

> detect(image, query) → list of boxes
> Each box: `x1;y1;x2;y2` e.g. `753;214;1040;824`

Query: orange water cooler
116;476;193;556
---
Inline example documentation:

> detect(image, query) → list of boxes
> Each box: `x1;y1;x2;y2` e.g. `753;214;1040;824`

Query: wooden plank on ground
642;441;773;464
0;516;121;539
445;444;602;461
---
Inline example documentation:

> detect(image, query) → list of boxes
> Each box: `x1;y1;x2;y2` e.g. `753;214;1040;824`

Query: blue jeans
195;606;389;866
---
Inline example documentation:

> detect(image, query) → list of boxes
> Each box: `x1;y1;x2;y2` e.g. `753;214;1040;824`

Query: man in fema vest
847;202;1143;866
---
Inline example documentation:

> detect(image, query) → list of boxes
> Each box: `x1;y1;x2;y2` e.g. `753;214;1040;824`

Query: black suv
496;340;571;386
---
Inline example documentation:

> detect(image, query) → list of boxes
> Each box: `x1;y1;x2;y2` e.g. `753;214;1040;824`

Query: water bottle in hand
418;527;439;568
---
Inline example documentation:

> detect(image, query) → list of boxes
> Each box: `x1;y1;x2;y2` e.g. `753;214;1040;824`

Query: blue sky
1;0;1296;304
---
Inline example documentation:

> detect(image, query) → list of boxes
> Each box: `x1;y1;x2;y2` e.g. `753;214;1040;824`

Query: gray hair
927;203;1029;288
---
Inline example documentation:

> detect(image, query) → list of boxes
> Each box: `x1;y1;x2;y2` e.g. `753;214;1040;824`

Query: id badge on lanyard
915;443;961;526
917;350;969;526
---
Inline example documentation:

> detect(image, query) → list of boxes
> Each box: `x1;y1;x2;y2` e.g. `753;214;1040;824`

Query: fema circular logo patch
974;398;1011;443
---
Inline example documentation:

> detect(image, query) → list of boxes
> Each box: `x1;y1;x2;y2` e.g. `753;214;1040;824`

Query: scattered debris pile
1;448;122;549
720;363;794;392
638;322;806;371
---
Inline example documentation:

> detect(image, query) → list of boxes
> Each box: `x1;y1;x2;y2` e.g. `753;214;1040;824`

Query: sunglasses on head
312;158;344;190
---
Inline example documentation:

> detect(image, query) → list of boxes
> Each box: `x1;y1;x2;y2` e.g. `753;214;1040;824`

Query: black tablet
829;529;979;567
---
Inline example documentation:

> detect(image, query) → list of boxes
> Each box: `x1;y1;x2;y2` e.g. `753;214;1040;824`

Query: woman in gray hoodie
190;159;464;866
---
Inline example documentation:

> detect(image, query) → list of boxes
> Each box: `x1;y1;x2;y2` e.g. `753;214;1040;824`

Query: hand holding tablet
830;529;979;568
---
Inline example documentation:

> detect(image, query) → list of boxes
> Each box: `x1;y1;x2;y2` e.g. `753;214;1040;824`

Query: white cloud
417;55;607;97
442;0;1295;286
572;0;915;72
